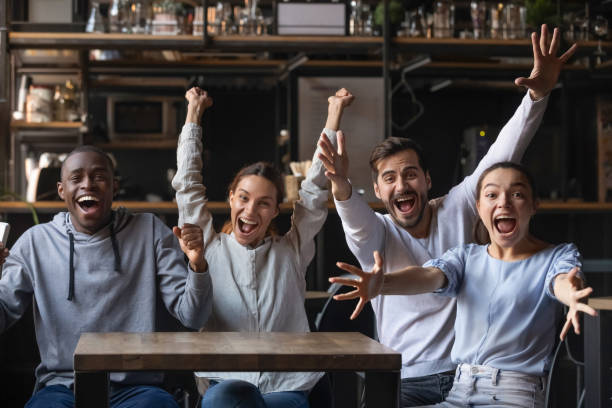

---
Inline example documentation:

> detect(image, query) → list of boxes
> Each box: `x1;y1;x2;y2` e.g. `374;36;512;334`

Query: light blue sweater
0;208;213;388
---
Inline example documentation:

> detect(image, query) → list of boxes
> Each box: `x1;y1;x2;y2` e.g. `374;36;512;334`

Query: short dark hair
476;161;537;201
369;137;428;181
61;145;115;179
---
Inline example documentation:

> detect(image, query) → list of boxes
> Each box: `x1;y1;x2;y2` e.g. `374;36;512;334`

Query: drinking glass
593;15;609;64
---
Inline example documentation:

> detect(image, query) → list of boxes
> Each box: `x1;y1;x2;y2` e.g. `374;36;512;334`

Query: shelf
95;140;178;150
2;200;612;215
10;120;85;130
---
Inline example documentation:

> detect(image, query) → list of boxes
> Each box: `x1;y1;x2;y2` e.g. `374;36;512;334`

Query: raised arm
286;89;353;266
553;267;597;340
460;25;577;212
329;251;447;319
171;88;215;263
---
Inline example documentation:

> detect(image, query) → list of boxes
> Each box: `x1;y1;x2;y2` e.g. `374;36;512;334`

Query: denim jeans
201;379;309;408
422;363;546;408
401;371;455;407
25;384;179;408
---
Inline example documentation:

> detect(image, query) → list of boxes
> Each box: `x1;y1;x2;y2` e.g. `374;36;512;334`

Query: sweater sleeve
172;123;217;250
285;128;333;271
154;216;212;329
454;92;549;216
334;191;386;271
0;236;34;332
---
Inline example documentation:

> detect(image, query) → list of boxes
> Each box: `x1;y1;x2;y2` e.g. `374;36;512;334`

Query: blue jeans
201;379;309;408
401;371;455;407
25;384;179;408
424;364;546;407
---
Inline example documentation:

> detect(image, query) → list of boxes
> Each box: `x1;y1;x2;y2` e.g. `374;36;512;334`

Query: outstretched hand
559;267;597;340
318;130;351;201
173;224;208;273
185;87;213;125
329;251;384;320
325;88;354;130
515;24;577;101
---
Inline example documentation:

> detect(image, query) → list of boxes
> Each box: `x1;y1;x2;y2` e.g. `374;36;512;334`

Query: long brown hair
221;161;284;235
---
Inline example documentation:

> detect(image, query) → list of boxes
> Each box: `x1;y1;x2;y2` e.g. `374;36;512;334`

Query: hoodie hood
52;207;133;301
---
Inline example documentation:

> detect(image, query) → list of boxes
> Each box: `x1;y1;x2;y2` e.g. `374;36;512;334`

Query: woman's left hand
560;267;597;340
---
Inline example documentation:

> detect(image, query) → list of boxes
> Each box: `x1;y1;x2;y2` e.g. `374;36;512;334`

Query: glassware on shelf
593;14;609;65
130;1;147;34
502;1;525;39
109;0;124;33
193;6;204;36
85;2;106;33
470;1;486;39
489;2;503;39
152;0;179;35
349;0;361;36
433;0;454;38
409;7;426;37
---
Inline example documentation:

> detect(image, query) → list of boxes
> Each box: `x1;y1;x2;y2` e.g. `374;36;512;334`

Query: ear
57;181;65;201
272;204;280;219
228;190;234;203
373;182;381;200
425;171;432;190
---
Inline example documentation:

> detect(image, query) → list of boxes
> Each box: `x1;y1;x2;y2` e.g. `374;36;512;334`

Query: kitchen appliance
11;0;88;31
107;95;183;140
277;3;346;35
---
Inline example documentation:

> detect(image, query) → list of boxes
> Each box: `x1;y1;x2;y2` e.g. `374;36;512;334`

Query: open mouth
393;195;416;214
237;216;259;235
494;216;517;235
76;195;101;214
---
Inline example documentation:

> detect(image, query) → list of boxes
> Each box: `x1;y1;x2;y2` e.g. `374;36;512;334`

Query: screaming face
374;149;431;233
476;167;537;250
229;175;280;247
57;151;117;235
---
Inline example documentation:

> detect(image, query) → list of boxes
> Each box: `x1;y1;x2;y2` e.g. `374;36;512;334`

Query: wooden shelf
95;140;178;150
10;120;85;130
1;200;612;215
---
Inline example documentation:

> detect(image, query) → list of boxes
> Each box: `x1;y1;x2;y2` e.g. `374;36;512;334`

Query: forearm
324;103;344;131
185;106;202;126
381;266;447;295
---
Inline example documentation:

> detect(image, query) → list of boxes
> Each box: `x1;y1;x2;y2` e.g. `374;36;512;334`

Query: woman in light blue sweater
330;162;597;407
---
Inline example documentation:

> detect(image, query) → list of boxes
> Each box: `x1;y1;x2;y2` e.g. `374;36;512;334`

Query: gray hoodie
0;208;212;389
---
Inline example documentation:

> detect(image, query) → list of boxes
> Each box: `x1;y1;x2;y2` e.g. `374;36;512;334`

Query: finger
514;77;536;89
560;318;571;340
373;251;383;270
540;24;548;56
336;261;366;277
574;286;593;300
549;27;560;55
172;226;182;239
350;298;366;320
318;154;336;174
571;313;580;335
559;43;578;64
531;31;543;60
337;130;345;156
333;289;360;301
575;303;598;317
336;88;348;97
318;137;335;159
329;276;360;287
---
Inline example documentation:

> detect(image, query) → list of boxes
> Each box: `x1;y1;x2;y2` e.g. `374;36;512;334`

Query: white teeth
239;217;257;225
396;197;413;203
77;195;99;203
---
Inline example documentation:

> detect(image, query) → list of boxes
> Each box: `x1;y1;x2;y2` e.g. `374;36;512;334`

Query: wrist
190;258;207;273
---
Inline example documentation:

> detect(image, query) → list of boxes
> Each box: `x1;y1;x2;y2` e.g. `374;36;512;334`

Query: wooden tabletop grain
588;297;612;311
74;332;401;373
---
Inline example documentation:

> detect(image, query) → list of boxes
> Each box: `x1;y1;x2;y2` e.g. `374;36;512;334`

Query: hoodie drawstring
67;231;75;301
109;211;122;273
66;211;122;302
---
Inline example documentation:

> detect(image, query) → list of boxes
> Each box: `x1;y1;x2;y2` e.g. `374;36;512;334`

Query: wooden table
73;331;401;408
585;297;612;408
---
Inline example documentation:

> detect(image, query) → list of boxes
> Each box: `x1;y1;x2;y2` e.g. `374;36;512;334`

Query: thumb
325;171;344;184
172;226;182;240
373;250;383;270
514;77;531;88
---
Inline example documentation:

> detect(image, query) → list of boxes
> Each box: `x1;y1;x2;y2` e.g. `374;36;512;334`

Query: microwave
107;95;184;140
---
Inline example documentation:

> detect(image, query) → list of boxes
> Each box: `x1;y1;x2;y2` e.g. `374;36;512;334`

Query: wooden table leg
364;370;400;408
74;371;109;408
585;311;611;408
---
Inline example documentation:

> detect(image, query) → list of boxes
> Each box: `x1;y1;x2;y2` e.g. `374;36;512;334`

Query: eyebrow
238;188;274;201
483;182;528;189
381;166;419;178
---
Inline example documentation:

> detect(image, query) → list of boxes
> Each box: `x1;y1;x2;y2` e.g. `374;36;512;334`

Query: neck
405;203;432;239
487;234;547;261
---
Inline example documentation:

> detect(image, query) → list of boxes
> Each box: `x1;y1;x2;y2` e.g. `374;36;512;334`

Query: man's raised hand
319;130;352;201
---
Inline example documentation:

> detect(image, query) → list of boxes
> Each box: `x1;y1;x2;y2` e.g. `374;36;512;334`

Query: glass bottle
86;2;106;33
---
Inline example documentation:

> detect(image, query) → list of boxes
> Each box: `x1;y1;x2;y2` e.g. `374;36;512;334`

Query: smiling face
229;175;280;247
57;151;117;235
373;149;431;231
476;167;537;250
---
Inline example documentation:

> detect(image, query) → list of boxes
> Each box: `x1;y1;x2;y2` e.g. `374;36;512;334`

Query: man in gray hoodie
0;146;213;407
